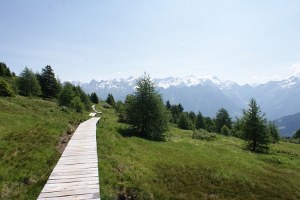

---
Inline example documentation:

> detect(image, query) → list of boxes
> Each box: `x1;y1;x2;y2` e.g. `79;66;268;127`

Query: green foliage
115;100;127;122
268;121;280;143
18;67;41;96
193;129;216;140
221;125;230;136
242;98;270;153
231;117;244;138
74;86;91;110
38;65;60;98
215;108;232;133
169;103;184;123
90;92;99;104
293;129;300;139
195;111;206;130
57;82;89;112
0;79;14;97
106;93;115;107
71;96;84;112
178;112;192;130
204;116;216;132
0;62;12;77
124;74;169;140
57;82;75;108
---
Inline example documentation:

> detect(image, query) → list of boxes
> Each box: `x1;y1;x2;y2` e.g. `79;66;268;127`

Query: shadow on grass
117;126;165;142
117;126;139;138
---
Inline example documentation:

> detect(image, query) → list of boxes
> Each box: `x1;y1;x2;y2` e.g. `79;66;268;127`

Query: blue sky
1;0;300;84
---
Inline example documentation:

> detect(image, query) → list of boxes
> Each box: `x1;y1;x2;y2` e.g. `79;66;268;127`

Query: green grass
0;96;87;199
97;105;300;200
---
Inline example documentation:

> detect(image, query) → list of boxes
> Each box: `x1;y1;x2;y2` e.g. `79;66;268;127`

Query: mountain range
74;75;300;123
274;112;300;137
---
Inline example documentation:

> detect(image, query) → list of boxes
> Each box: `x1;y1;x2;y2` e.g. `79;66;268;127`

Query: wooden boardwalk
38;117;101;200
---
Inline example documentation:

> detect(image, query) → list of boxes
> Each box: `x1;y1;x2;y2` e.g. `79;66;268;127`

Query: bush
103;103;112;109
60;106;68;112
221;125;230;136
193;129;216;141
71;96;84;113
0;79;14;97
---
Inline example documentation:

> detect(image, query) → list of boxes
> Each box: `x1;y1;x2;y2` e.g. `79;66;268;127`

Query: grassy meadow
0;96;87;199
97;104;300;200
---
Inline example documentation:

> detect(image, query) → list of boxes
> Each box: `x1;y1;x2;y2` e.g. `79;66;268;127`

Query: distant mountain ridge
274;112;300;137
73;75;300;120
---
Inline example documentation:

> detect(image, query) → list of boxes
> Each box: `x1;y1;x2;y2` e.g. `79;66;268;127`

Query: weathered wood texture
38;117;101;200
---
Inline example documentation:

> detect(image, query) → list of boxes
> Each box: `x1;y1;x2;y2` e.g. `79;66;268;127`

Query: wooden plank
38;117;101;200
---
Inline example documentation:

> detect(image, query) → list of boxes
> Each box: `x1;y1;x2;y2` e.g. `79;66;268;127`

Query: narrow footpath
38;117;101;200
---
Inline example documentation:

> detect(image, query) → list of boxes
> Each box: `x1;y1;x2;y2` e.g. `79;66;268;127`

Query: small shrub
71;96;84;113
103;103;112;109
0;79;14;97
193;129;216;141
60;106;68;112
221;125;230;136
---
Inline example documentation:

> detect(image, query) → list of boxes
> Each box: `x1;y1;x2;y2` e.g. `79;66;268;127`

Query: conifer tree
215;108;232;133
106;93;115;107
90;92;99;104
178;112;192;130
38;65;60;98
124;73;169;140
166;100;171;110
267;121;280;143
242;98;270;152
195;111;206;129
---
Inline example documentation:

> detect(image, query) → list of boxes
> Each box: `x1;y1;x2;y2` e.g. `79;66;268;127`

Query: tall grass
0;96;87;199
97;104;300;200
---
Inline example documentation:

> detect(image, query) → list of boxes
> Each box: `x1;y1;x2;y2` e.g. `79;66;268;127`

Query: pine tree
57;82;75;108
0;62;12;77
166;100;171;110
106;93;115;107
215;108;232;133
18;67;41;96
178;112;192;130
90;92;99;104
38;65;60;98
124;73;169;140
195;112;206;130
242;98;270;153
267;121;280;143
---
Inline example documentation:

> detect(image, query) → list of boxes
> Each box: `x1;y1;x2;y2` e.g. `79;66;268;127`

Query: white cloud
290;62;300;76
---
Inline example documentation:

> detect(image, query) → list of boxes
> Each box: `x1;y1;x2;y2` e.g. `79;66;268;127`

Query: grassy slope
97;104;300;200
0;96;87;199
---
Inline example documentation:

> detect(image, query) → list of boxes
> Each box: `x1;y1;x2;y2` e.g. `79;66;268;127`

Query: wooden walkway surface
38;117;101;200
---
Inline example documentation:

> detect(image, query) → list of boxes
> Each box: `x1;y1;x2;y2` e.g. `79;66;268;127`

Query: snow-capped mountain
74;76;300;121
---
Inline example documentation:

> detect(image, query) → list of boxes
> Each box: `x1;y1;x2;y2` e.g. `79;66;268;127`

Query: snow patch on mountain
278;76;299;89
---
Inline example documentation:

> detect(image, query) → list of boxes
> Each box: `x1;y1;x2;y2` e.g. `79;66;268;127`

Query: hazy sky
1;0;300;84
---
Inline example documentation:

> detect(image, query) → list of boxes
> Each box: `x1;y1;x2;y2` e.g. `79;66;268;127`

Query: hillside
274;112;300;137
97;104;300;200
0;96;87;199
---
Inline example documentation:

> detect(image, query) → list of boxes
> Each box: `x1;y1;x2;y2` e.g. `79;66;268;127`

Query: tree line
0;62;99;113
